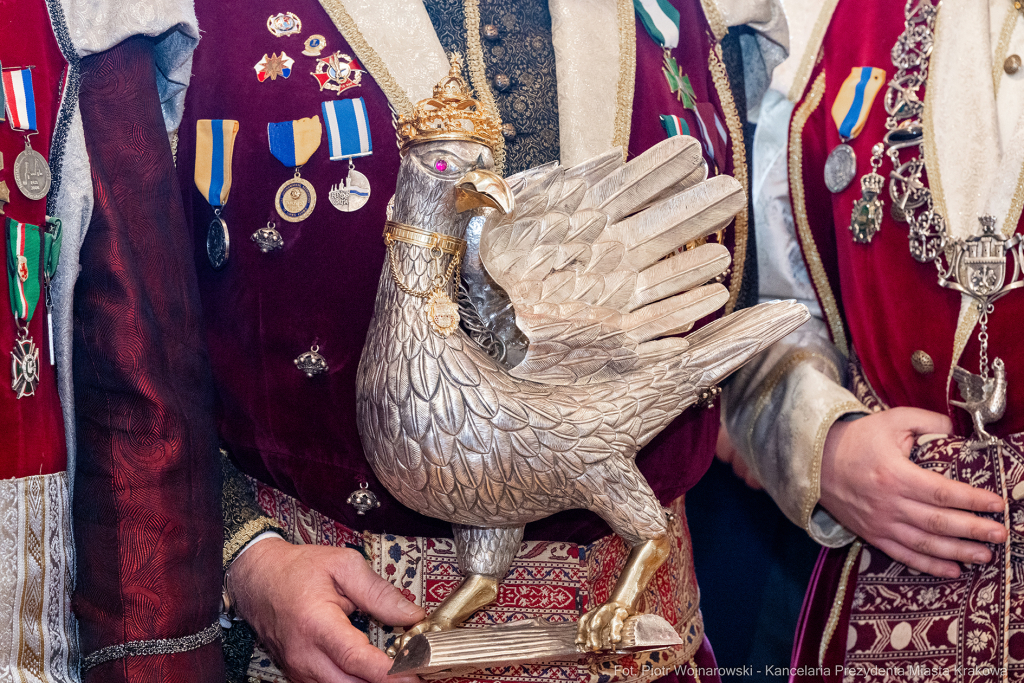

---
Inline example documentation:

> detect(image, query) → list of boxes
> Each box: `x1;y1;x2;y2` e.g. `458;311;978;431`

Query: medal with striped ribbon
2;67;51;202
195;119;240;269
6;217;59;398
269;116;322;223
322;98;372;212
825;66;886;196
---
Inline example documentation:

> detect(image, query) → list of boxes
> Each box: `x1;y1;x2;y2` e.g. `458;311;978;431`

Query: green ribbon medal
6;216;60;398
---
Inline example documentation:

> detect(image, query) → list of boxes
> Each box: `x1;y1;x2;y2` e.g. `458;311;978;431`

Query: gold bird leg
575;535;672;652
386;573;499;657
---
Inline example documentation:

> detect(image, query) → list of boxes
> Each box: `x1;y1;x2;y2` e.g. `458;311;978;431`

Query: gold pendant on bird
426;289;459;337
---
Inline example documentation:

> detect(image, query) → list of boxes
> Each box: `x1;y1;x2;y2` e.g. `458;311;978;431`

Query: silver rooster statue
356;56;809;657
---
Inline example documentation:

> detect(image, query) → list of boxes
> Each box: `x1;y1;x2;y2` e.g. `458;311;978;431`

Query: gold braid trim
462;0;506;176
819;540;862;668
801;400;867;530
612;0;637;156
787;0;840;103
993;7;1018;97
223;518;281;569
742;349;839;460
697;0;728;42
789;70;849;355
707;43;747;314
317;0;415;118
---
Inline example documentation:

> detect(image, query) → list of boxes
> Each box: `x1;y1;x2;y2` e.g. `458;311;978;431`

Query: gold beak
454;169;515;215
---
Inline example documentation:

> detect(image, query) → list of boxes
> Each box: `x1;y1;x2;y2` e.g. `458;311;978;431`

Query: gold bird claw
575;601;633;652
387;618;450;658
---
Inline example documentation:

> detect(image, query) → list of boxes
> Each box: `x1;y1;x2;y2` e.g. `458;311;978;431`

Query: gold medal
426;288;460;337
275;174;317;223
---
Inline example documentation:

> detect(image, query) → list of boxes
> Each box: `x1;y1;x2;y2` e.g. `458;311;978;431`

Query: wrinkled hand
715;424;762;490
819;407;1007;578
230;537;425;683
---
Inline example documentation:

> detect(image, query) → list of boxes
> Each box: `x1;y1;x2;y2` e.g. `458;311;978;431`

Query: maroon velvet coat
787;0;1024;677
72;36;224;683
179;0;746;544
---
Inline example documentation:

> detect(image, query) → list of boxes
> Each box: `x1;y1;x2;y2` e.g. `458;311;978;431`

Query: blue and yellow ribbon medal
825;67;886;194
269;116;322;223
322;98;372;212
195;119;240;270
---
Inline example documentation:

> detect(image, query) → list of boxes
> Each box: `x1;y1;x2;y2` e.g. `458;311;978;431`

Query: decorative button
347;482;380;515
911;350;934;375
295;343;329;377
501;123;517;141
1006;54;1021;75
483;24;501;41
493;73;511;92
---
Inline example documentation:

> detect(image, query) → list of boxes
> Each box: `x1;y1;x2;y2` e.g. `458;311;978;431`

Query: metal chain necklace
384;221;466;337
848;2;1021;676
851;0;1024;386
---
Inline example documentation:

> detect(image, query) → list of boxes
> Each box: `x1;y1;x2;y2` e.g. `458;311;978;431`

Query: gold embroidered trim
317;0;415;117
819;539;862;668
743;349;836;457
789;70;849;355
698;0;728;42
463;0;506;175
223;518;280;568
787;0;841;103
708;43;748;314
612;0;637;155
802;400;867;529
18;476;46;679
994;8;1018;97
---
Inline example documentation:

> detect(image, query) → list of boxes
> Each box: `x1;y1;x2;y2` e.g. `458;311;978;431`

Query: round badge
207;216;230;270
14;148;51;201
824;144;857;194
267;12;301;37
328;169;371;212
275;176;317;222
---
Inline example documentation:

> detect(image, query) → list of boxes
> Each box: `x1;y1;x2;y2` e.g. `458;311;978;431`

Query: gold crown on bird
397;53;503;153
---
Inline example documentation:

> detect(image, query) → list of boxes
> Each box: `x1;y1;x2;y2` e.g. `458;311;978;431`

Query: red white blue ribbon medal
195;119;240;269
269;116;322;222
322;98;372;212
825;66;886;193
2;67;50;201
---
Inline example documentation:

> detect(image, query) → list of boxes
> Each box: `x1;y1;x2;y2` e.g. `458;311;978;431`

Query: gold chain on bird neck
384;221;465;337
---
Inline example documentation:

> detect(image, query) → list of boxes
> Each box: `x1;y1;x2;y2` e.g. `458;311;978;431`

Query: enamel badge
255;52;294;82
312;52;364;95
267;12;301;37
303;35;327;57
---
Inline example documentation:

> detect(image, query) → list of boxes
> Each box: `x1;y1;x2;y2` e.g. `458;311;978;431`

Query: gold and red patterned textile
244;477;705;683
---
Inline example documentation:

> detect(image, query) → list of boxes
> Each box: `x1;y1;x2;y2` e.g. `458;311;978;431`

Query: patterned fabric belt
244;476;703;683
827;356;1024;680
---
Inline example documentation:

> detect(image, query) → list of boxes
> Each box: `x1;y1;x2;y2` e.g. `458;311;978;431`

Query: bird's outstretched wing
477;136;744;385
952;366;987;403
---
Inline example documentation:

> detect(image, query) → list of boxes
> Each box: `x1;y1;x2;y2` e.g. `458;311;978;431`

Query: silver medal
329;164;371;212
824;144;857;194
207;214;230;270
14;147;51;201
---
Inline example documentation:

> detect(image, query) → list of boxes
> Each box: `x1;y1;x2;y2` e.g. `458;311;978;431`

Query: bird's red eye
434;159;449;172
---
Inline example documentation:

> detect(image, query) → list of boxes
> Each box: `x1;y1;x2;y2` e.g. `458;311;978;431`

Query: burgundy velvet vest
0;0;67;476
791;0;1024;438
